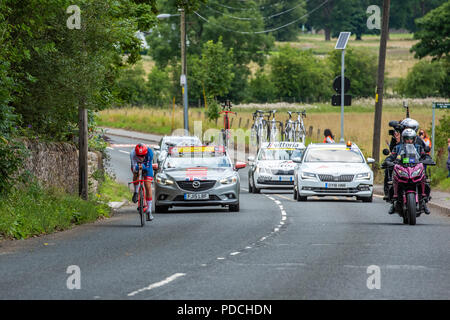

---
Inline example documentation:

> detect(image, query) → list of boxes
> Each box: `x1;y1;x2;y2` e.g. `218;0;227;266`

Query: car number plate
325;183;347;188
184;193;209;200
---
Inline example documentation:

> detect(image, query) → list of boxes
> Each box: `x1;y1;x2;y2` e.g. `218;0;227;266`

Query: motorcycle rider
385;128;431;215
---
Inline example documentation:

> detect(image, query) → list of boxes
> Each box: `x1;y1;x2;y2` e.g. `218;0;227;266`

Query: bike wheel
139;186;145;227
406;193;417;225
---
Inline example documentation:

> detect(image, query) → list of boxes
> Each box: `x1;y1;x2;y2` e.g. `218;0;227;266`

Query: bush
328;48;377;98
395;60;448;98
116;64;148;106
269;46;333;102
146;65;172;106
247;70;277;103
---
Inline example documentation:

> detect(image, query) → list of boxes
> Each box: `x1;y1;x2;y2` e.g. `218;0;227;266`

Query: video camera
388;120;405;137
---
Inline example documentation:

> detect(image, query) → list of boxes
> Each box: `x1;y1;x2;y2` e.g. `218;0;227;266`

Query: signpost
334;32;351;142
431;102;450;159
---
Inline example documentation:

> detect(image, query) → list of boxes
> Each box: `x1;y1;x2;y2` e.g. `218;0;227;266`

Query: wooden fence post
308;126;313;137
245;119;250;129
238;117;242;128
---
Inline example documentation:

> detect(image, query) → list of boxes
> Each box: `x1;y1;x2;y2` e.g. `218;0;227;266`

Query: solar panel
335;32;351;50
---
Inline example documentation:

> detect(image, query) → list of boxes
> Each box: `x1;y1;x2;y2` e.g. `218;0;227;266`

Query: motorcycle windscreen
401;144;420;164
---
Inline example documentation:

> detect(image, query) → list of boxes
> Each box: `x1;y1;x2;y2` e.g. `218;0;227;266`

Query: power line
204;2;308;21
194;0;329;35
212;1;288;11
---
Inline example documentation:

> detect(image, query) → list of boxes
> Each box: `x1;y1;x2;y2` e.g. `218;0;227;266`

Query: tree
307;0;336;41
260;0;307;42
189;37;234;104
147;0;274;103
328;48;378;97
395;60;448;98
411;1;450;61
4;0;157;140
269;46;333;102
389;0;446;32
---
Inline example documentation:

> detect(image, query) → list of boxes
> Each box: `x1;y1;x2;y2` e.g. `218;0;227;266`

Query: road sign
434;102;450;109
333;76;350;93
431;101;450;159
332;95;352;106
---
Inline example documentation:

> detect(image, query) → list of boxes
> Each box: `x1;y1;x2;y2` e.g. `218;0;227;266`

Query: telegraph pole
372;0;390;168
180;8;189;132
78;106;88;200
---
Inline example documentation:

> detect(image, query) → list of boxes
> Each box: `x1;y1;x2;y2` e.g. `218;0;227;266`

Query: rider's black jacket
385;142;428;163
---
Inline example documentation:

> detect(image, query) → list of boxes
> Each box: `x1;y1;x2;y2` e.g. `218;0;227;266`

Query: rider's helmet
135;143;148;156
401;128;416;143
400;118;419;132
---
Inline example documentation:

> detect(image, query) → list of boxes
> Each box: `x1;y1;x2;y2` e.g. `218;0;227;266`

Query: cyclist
385;129;430;215
130;143;154;221
323;129;335;143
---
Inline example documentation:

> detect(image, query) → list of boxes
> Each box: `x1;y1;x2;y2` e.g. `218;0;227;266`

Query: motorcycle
384;144;435;225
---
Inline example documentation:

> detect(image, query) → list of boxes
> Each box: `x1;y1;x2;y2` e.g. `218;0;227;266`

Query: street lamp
157;11;189;132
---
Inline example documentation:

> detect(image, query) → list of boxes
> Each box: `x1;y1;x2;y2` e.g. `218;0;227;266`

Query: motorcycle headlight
301;172;316;180
156;176;174;186
355;172;371;180
398;170;409;178
411;168;422;177
220;176;238;184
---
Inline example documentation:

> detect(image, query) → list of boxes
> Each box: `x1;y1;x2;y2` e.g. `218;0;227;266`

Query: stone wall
22;140;102;195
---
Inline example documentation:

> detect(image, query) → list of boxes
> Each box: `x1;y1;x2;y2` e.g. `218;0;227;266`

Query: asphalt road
0;133;449;300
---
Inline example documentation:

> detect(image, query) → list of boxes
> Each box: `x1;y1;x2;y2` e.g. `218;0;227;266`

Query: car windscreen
258;148;304;161
304;148;364;163
164;154;231;169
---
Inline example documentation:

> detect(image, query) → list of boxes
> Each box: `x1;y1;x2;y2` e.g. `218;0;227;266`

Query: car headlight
301;172;316;180
220;176;238;184
257;167;270;174
411;168;422;177
156;176;174;186
355;172;371;180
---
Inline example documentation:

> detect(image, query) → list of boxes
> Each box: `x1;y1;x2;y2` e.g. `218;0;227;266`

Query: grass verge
0;175;131;240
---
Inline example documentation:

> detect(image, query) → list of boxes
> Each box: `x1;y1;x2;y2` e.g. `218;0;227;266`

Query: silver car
154;145;246;213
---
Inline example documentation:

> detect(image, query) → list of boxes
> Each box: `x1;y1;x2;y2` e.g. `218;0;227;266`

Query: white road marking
217;257;225;260
119;150;130;155
127;273;186;297
230;252;240;256
242;188;249;192
106;147;114;150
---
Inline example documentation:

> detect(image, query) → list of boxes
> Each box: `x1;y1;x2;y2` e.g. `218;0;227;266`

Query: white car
293;142;374;202
248;142;306;193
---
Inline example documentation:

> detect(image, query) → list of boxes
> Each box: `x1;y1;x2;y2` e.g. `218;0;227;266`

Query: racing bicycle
284;111;295;142
251;110;267;149
266;110;283;142
293;110;307;143
219;100;237;148
128;164;152;227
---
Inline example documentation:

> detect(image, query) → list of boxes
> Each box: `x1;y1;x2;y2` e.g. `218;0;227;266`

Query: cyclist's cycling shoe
144;207;153;221
388;204;395;215
132;192;138;203
423;203;431;215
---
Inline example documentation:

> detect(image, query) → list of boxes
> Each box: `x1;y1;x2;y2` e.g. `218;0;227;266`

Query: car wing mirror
235;162;246;170
367;157;375;164
292;157;302;163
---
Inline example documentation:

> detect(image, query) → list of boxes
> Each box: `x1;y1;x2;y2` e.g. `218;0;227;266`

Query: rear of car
249;142;306;192
154;145;243;212
294;143;374;201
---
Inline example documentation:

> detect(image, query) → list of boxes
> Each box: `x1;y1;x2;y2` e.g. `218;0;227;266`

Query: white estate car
248;141;306;193
293;142;375;202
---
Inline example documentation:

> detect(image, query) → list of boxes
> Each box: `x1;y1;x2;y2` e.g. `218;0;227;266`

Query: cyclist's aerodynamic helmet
135;143;148;156
401;118;419;132
402;128;417;143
